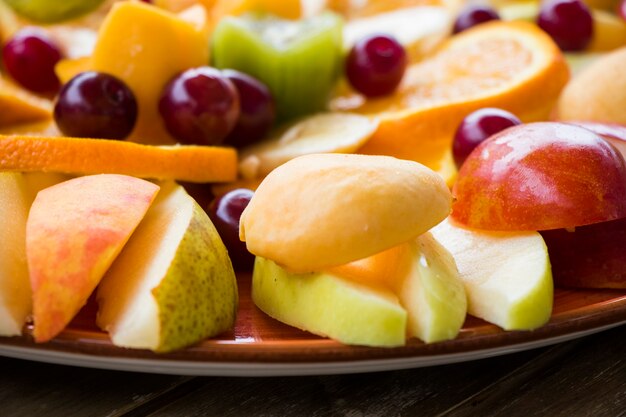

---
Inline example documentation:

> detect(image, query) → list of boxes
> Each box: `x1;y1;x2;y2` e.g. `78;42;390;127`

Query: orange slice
331;21;569;171
0;77;52;127
0;135;237;183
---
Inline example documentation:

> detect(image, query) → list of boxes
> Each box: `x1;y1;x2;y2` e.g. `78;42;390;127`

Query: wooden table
1;324;624;416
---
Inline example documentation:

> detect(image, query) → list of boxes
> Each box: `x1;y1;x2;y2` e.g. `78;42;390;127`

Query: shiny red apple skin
451;122;626;231
566;121;626;157
541;217;626;289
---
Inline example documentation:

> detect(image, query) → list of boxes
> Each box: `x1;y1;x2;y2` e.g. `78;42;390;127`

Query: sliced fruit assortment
0;0;625;352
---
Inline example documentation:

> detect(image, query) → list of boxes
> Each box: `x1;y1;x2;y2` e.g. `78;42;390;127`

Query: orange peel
0;135;237;183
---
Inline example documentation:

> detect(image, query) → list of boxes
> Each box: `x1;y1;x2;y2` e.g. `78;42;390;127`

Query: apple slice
27;174;159;342
397;233;466;343
0;172;69;336
0;173;33;336
451;122;626;231
96;182;238;353
431;219;553;330
252;256;407;347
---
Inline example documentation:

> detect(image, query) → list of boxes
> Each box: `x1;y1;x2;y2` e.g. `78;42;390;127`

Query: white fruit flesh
431;219;553;330
97;182;237;352
252;257;407;347
0;173;31;335
397;233;466;343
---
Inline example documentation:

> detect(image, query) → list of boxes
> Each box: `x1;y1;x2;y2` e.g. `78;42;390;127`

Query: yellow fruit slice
0;77;52;127
331;21;569;171
91;2;210;145
0;135;237;183
587;9;626;52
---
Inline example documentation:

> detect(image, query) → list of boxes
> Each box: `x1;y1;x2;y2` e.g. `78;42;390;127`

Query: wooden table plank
443;325;626;417
0;358;191;417
134;348;548;416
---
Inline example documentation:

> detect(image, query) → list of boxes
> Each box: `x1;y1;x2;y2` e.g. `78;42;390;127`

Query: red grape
453;5;500;34
2;27;62;94
346;34;407;97
54;71;137;139
159;67;240;146
452;108;522;168
208;189;255;271
538;0;593;51
222;69;276;148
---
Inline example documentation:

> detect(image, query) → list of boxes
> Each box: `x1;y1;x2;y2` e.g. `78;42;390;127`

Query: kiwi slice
3;0;106;23
212;12;344;122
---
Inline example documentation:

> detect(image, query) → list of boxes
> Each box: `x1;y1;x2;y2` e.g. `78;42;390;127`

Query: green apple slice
252;256;407;347
97;182;238;353
212;12;343;121
431;219;553;331
397;233;467;343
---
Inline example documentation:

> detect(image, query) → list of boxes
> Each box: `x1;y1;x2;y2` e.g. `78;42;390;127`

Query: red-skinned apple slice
540;217;626;289
566;121;626;157
27;174;159;342
451;122;626;231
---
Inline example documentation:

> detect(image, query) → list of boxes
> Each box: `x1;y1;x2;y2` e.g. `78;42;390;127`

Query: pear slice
396;233;467;343
431;219;553;331
238;112;377;180
97;182;238;353
0;172;69;336
252;256;407;347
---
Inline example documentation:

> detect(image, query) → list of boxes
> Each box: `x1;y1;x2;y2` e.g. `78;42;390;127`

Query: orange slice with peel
0;135;237;183
331;21;569;172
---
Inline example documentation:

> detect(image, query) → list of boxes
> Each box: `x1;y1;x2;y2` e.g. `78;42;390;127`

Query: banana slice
238;112;378;180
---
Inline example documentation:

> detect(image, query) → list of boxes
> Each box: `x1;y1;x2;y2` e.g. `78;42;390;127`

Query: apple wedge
27;174;159;342
397;233;467;343
0;172;69;336
431;219;553;331
0;173;33;336
96;182;238;353
252;256;407;347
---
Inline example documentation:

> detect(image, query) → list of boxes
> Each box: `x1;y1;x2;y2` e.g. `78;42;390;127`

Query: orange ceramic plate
0;272;625;376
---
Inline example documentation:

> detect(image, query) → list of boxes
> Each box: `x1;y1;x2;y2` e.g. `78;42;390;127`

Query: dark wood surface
1;324;624;416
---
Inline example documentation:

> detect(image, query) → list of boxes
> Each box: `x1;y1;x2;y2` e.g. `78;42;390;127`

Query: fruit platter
1;0;626;376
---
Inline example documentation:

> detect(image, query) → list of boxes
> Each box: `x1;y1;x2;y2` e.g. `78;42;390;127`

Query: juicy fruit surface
432;219;553;330
240;154;451;272
97;182;238;353
252;256;407;347
332;20;569;171
27;174;159;342
452;122;626;231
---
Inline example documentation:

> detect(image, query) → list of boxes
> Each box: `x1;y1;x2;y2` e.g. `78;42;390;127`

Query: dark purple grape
2;27;62;94
222;69;276;148
208;188;255;271
346;34;407;97
54;71;137;139
452;5;500;34
158;67;240;146
538;0;593;51
452;108;522;168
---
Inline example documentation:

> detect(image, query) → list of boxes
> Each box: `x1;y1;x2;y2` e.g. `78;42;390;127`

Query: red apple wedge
451;122;626;231
27;174;159;342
